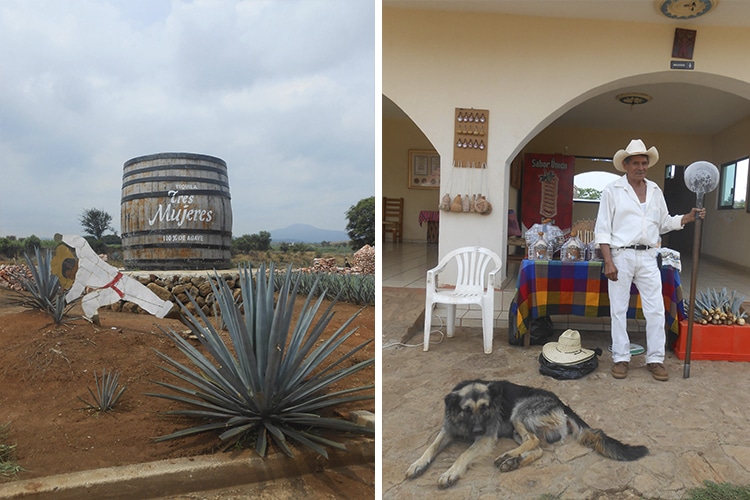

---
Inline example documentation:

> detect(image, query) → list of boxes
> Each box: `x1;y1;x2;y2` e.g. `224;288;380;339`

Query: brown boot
612;361;629;379
647;363;669;381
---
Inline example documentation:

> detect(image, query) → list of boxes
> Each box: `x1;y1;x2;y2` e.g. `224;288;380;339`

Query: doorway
663;164;695;256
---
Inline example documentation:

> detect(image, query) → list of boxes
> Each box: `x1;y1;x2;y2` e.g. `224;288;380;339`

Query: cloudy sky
0;0;375;239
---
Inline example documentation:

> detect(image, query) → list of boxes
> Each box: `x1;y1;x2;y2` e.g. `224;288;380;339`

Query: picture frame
672;28;696;60
408;149;440;189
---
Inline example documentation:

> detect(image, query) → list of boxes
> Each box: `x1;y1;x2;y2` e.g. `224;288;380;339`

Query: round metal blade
684;161;719;195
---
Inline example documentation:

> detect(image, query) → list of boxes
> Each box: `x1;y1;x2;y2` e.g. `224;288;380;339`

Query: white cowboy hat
612;139;659;172
542;329;596;365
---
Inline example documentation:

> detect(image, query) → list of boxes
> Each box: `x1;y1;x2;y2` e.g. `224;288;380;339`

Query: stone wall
115;245;375;316
114;272;241;316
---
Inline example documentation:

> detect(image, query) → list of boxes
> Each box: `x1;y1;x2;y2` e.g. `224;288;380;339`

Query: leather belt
622;245;652;250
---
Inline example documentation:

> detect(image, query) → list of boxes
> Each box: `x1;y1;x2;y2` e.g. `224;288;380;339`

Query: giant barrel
121;153;232;270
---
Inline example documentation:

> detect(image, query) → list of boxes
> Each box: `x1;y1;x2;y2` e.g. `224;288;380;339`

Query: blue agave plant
147;263;374;458
11;247;67;323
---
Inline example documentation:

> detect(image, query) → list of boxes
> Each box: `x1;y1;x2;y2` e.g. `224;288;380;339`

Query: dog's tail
564;405;648;461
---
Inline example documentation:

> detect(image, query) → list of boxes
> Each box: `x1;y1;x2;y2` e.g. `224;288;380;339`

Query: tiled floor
381;241;750;333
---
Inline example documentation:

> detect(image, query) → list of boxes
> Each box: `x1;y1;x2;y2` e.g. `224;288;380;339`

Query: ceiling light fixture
616;93;653;107
656;0;719;20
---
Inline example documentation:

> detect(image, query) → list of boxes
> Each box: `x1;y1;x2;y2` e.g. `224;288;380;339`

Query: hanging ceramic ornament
475;195;491;214
450;193;463;212
439;192;451;211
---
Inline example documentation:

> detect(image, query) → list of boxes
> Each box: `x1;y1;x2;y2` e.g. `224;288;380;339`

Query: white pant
81;274;173;319
608;248;665;364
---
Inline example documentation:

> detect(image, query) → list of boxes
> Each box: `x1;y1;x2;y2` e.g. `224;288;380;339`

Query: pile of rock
0;264;31;291
299;245;375;275
308;258;339;273
352;245;375;274
112;272;241;317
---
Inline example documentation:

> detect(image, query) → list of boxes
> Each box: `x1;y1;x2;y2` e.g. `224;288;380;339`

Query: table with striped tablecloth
509;259;685;346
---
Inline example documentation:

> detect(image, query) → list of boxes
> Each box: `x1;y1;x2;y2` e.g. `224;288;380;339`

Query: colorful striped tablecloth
510;259;685;341
418;210;440;226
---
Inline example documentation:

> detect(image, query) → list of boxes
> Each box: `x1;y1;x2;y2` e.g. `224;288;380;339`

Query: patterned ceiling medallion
616;93;653;106
656;0;718;20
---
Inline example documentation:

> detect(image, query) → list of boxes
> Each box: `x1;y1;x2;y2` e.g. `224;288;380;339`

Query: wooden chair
382;197;404;242
423;246;503;354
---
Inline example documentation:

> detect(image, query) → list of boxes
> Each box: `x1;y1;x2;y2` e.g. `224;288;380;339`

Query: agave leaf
266;425;294;457
153;349;247;409
263;421;286;443
282;283;327;367
210;276;255;390
281;359;375;409
304;337;374;384
160;409;242;421
152;421;233;442
237;264;260;383
226;415;259;426
252;264;274;381
281;327;367;395
286;385;375;414
278;415;374;434
255;427;267;457
275;307;333;391
277;306;355;391
151;352;251;410
146;381;246;415
262;270;298;401
178;299;251;394
280;426;333;459
160;326;249;403
284;428;349;451
219;422;258;442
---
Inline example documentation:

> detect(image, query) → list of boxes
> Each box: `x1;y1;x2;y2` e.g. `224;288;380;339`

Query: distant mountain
270;224;349;244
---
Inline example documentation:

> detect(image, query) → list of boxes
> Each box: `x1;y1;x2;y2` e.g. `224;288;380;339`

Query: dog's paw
437;470;461;489
405;460;428;479
494;454;521;472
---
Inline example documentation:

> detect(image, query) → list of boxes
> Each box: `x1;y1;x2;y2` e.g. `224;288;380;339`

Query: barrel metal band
122;163;228;181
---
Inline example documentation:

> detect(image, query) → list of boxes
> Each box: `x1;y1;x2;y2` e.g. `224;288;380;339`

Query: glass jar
531;232;552;261
587;241;603;261
561;233;585;262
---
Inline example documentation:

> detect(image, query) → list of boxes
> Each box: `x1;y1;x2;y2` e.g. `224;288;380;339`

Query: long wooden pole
683;197;704;379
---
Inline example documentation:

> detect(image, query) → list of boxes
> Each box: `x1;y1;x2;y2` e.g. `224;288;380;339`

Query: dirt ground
382;287;750;500
0;286;374;494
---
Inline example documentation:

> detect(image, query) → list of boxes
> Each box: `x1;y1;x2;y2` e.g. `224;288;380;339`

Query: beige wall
706;116;750;265
384;7;750;270
382;108;441;242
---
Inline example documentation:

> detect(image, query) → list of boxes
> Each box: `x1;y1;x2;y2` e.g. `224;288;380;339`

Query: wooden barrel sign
121;153;232;270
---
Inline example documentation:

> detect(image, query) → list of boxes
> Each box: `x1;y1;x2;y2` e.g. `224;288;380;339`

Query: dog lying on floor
405;379;649;489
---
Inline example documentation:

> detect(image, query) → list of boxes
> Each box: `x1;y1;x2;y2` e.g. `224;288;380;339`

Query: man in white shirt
595;139;704;381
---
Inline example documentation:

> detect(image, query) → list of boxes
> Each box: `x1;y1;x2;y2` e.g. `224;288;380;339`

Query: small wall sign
670;61;695;70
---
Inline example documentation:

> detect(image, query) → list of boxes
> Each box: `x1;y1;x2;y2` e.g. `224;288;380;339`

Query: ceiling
383;0;750;136
383;1;750;28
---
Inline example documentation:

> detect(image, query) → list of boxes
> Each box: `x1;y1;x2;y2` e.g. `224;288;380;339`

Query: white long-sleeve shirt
62;234;119;302
594;175;684;248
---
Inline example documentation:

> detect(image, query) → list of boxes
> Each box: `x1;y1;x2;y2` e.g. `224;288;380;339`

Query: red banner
521;153;575;231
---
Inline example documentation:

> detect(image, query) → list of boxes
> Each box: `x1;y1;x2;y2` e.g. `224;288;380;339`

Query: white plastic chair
423;246;502;354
